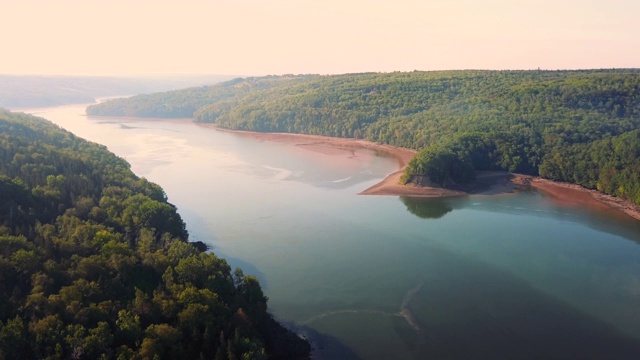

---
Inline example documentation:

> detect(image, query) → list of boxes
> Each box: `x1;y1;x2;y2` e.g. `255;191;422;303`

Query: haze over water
27;104;640;359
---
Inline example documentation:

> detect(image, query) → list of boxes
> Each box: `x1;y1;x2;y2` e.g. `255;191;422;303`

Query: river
24;104;640;359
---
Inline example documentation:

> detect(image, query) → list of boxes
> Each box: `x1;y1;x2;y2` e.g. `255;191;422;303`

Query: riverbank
197;123;640;221
529;178;640;221
363;164;640;221
204;123;415;166
359;170;531;197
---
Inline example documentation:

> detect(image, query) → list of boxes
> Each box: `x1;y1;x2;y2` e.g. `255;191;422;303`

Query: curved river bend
26;104;640;359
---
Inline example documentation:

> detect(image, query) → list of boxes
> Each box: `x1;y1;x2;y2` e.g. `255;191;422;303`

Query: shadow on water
181;209;358;359
278;320;363;360
400;196;455;219
178;207;269;288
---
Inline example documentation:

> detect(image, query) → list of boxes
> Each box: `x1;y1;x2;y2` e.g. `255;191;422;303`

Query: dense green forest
87;70;640;205
0;109;310;359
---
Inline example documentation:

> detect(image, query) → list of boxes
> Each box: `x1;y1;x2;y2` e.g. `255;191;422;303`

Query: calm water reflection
400;196;454;219
23;104;640;359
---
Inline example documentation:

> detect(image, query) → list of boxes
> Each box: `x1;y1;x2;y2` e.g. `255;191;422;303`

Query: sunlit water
23;104;640;359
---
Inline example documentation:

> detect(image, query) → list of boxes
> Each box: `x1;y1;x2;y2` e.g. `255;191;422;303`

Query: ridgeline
0;75;236;109
0;109;310;359
87;70;640;205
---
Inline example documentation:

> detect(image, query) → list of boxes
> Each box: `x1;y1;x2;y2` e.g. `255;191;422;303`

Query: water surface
26;104;640;359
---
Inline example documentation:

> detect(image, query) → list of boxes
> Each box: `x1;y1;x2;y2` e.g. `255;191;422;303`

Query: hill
0;109;310;359
87;70;640;205
0;75;236;109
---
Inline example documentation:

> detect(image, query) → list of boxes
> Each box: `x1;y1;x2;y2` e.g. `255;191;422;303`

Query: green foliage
538;130;640;203
86;76;305;119
402;144;475;187
0;110;310;359
88;70;640;204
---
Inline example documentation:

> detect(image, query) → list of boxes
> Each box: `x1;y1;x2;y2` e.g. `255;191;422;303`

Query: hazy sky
3;0;639;76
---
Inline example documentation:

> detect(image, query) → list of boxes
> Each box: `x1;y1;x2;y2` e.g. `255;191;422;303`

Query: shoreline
198;124;640;222
528;178;640;221
200;123;415;168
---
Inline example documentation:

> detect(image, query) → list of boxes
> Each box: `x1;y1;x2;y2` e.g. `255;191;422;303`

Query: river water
25;104;640;359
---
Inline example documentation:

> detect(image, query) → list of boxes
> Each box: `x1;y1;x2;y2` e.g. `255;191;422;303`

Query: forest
87;70;640;205
0;110;310;359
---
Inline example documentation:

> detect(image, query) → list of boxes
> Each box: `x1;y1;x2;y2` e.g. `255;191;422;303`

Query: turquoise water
28;104;640;359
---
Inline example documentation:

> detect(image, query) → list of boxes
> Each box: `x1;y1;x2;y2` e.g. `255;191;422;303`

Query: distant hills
0;74;236;109
87;70;640;205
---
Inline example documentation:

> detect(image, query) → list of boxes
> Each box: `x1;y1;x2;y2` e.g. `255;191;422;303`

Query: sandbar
196;124;640;222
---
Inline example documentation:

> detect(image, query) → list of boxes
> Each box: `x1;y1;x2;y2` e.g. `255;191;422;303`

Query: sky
2;0;639;76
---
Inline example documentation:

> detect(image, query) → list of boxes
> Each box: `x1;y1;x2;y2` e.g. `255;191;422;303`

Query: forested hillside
87;70;640;205
86;75;314;118
0;110;310;359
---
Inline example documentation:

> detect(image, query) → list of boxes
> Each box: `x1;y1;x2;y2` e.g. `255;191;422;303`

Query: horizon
2;0;639;77
3;67;640;79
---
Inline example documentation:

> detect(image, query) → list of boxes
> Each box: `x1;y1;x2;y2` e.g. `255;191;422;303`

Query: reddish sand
529;178;640;221
197;124;640;222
